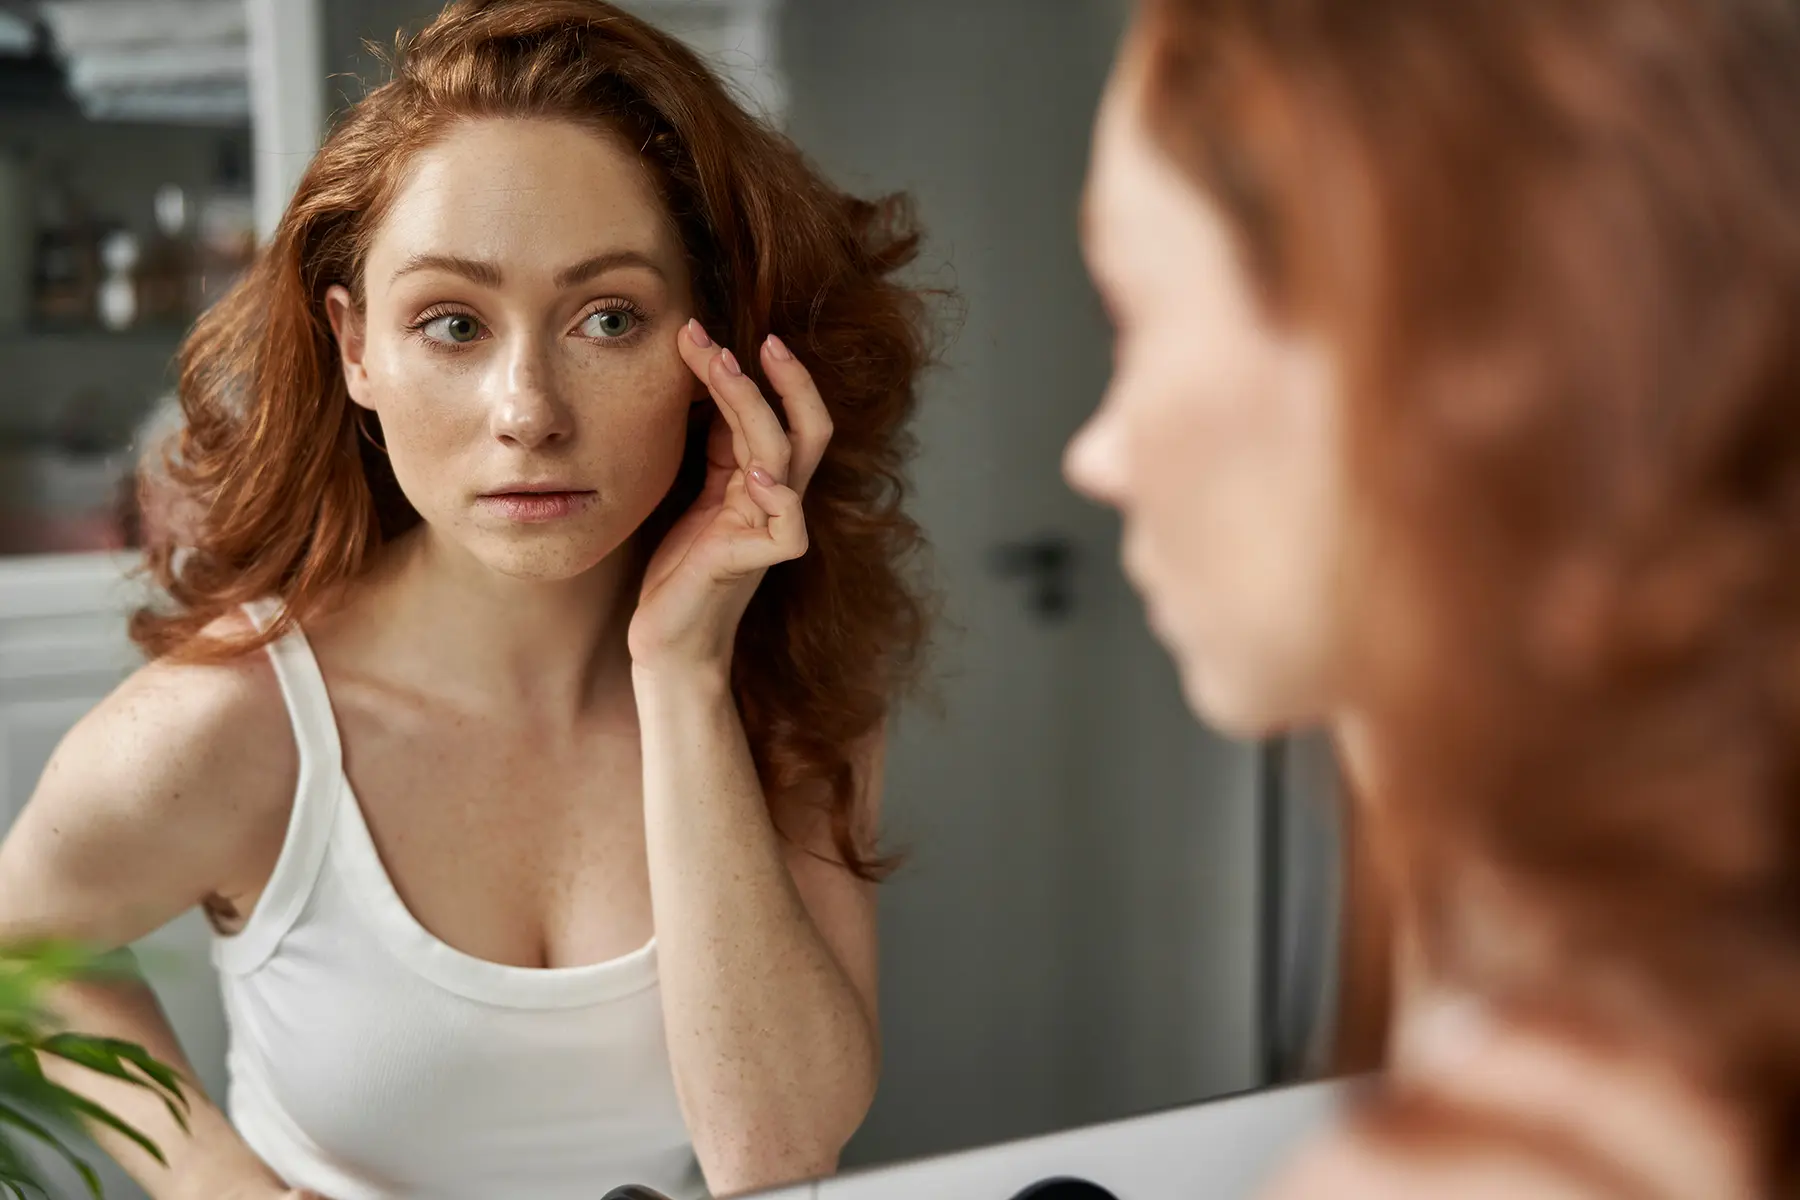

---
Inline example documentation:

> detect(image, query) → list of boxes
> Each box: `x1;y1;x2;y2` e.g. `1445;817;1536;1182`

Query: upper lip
480;482;594;496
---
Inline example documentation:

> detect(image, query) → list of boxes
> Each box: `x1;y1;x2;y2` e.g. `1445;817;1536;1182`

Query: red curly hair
134;0;933;881
1140;0;1800;1192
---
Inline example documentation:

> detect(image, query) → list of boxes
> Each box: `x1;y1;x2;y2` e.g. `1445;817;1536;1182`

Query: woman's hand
628;320;832;675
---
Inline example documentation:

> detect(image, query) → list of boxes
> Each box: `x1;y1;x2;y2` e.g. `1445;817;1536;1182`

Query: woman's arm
635;663;881;1197
0;658;307;1200
628;324;891;1195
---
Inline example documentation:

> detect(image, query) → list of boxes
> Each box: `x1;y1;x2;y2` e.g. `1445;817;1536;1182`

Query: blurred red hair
135;0;935;879
1141;0;1800;1189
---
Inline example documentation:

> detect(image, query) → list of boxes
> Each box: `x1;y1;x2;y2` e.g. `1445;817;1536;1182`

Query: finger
692;420;765;530
731;469;809;572
679;320;747;461
695;415;737;507
677;319;789;480
723;463;766;530
708;348;792;483
759;334;834;494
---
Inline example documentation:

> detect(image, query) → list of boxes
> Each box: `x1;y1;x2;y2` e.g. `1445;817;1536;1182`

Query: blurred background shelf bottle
0;0;254;557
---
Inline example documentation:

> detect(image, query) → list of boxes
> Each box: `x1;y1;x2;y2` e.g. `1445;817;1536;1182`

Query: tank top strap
212;597;347;976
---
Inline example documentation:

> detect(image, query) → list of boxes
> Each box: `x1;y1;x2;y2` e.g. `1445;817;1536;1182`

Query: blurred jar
139;183;198;324
196;139;254;309
30;164;97;326
97;228;140;331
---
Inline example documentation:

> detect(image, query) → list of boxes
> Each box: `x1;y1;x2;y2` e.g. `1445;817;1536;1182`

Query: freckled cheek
1123;355;1256;578
364;342;490;493
568;351;695;467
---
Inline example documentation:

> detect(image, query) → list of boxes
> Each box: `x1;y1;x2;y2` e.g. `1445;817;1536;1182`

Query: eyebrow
390;249;667;289
554;250;666;289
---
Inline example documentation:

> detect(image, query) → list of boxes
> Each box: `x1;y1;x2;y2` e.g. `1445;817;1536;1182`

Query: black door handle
601;1173;1117;1199
1008;1178;1120;1199
989;534;1078;619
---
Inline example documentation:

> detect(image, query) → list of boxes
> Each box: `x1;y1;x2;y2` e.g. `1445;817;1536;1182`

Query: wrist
183;1171;287;1200
172;1133;287;1200
630;655;733;697
184;1177;287;1200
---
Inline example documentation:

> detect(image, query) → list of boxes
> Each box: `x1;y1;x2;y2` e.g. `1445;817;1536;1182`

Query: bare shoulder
1262;1127;1610;1200
0;611;296;945
1261;1036;1754;1200
50;612;293;818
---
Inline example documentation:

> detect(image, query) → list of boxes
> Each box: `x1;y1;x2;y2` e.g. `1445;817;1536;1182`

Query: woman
1071;0;1800;1196
0;2;930;1198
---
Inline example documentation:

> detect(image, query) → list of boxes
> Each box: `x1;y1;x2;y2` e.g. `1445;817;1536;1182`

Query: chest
332;684;654;970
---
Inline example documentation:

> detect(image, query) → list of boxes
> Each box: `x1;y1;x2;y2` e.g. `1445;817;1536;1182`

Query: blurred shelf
0;323;193;345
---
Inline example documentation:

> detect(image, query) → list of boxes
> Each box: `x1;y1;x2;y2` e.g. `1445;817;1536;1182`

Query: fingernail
748;466;775;487
764;333;793;361
719;347;742;376
687;318;713;348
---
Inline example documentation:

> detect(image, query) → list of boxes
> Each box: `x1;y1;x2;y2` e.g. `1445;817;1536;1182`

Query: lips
475;487;596;523
481;482;589;496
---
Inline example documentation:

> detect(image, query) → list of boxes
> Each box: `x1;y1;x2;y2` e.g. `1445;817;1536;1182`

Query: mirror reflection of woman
0;2;932;1197
1073;1;1800;1196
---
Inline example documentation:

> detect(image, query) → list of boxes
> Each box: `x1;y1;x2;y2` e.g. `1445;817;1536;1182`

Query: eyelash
403;299;652;352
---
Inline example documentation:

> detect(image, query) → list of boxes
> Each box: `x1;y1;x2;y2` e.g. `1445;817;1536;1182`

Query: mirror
0;2;1347;1197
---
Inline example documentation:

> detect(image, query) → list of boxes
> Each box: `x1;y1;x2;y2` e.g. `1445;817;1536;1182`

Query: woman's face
1066;41;1347;737
327;117;696;582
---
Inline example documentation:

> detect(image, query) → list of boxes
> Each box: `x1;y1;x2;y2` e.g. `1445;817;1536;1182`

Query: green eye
582;308;637;339
423;313;482;344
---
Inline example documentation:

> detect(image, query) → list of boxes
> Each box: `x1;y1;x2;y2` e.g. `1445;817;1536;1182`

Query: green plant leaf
0;1049;39;1080
83;1040;187;1107
7;1078;166;1170
0;1102;104;1199
0;1133;49;1200
36;1036;189;1132
0;1100;66;1150
0;939;189;1197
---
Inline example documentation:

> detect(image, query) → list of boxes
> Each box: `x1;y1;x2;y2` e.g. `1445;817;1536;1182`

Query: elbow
803;1004;881;1154
700;1042;880;1197
828;1012;881;1152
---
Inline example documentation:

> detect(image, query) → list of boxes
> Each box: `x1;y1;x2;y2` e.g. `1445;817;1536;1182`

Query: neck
1328;711;1433;1048
1330;711;1557;1052
347;525;639;720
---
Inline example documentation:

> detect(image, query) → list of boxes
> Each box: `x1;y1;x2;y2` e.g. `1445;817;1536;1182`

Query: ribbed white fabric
211;599;703;1200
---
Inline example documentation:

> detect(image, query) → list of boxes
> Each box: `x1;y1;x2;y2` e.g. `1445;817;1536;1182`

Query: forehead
368;117;680;273
1084;43;1176;261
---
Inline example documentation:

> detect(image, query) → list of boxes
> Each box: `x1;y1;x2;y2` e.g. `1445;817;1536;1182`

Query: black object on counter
601;1176;1118;1199
1008;1178;1121;1200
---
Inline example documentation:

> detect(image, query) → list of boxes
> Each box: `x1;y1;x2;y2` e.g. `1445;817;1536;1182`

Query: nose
1064;400;1129;509
488;336;573;449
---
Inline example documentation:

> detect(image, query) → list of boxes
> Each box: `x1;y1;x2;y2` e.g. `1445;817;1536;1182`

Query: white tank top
211;600;704;1200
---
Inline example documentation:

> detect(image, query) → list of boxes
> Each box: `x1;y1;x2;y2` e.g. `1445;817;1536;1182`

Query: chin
1180;669;1277;739
1171;642;1316;741
464;528;624;583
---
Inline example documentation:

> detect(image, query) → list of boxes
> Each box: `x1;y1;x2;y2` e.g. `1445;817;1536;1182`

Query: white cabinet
0;551;146;822
1;551;227;1200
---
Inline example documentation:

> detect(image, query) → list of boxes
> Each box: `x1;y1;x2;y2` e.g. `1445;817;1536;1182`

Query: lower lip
476;491;596;523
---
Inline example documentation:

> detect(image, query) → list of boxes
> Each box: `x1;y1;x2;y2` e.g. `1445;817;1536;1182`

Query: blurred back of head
1138;0;1800;1186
